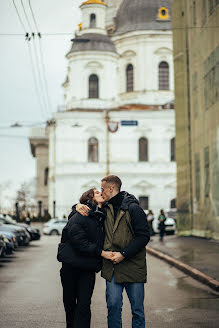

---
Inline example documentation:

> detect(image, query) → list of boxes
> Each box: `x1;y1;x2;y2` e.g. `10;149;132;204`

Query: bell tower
80;0;107;35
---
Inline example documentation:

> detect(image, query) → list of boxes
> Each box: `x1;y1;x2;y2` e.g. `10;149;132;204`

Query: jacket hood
120;191;139;210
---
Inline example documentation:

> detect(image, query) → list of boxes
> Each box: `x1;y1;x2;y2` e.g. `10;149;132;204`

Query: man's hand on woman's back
76;203;90;216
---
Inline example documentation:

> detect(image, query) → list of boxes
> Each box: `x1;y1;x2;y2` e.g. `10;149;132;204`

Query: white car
43;219;67;235
152;213;176;235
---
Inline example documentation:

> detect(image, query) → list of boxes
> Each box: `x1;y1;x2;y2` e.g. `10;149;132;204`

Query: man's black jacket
107;191;150;258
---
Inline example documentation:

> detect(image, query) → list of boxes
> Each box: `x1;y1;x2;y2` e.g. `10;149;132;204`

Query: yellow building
171;0;219;239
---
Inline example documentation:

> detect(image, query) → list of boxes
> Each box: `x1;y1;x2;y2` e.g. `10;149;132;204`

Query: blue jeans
106;276;145;328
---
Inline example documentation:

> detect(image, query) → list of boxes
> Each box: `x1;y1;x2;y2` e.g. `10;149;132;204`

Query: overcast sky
0;0;83;207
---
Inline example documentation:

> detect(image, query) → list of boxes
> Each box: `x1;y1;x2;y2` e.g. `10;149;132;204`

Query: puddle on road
176;276;219;311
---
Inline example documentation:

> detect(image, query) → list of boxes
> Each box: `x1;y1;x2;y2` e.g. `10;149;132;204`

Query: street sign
121;120;138;126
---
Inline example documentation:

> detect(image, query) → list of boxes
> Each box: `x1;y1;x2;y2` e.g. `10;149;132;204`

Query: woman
59;188;112;328
147;209;155;237
158;209;166;241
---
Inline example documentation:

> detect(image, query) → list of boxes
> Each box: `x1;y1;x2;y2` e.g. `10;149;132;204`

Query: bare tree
15;179;36;217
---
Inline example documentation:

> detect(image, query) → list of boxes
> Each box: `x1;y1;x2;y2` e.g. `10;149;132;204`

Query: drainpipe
185;2;194;232
105;109;110;176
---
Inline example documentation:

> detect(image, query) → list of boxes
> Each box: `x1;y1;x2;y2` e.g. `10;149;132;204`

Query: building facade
172;0;219;239
30;0;176;218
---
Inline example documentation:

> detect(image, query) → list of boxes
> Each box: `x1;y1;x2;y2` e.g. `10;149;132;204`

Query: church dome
114;0;171;35
67;33;117;55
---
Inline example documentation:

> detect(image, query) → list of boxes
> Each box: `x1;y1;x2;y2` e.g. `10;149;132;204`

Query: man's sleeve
120;203;150;258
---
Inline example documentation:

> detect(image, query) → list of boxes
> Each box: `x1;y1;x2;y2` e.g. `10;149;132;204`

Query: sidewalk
147;235;219;292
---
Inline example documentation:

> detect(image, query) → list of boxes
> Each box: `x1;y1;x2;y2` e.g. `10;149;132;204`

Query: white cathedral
30;0;176;218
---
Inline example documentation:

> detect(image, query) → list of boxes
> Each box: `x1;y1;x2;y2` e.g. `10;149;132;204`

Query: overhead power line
12;0;27;32
11;0;52;119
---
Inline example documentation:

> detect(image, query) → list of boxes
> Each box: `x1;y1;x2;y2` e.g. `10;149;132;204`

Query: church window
126;64;134;92
139;137;148;162
159;61;169;90
90;13;96;28
170;198;176;208
89;74;99;98
88;137;98;162
158;7;169;20
139;196;149;210
44;167;49;186
171;137;175;161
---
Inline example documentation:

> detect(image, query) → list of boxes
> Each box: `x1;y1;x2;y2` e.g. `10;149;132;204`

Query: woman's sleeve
68;216;102;257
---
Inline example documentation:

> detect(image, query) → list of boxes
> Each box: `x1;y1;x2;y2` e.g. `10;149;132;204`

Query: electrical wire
28;0;52;114
28;0;39;32
12;0;27;33
20;0;33;32
11;0;51;119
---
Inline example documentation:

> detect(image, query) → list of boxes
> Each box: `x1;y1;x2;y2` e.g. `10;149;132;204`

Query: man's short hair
101;175;122;191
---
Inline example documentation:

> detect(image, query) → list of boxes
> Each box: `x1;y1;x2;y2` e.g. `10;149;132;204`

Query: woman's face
93;189;104;204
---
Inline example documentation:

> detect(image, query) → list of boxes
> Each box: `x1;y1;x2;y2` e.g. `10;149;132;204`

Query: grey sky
0;0;82;205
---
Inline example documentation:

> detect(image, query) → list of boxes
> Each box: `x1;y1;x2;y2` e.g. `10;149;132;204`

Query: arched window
159;61;169;90
126;64;134;92
88;137;98;162
139;137;148;162
90;13;96;28
89;74;99;98
44;167;49;186
139;196;149;210
171;137;175;161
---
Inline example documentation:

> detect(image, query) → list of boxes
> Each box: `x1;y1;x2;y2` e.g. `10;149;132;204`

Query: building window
126;64;134;92
159;61;169;90
90;13;96;28
89;74;99;98
139;196;149;210
204;147;210;198
202;0;207;25
158;7;169;20
192;0;196;25
170;198;176;208
139;137;148;162
209;0;214;15
171;138;175;161
195;153;200;202
88;137;98;162
44;167;49;186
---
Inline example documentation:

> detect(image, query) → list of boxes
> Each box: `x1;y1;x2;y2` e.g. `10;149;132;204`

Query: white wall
48;109;176;217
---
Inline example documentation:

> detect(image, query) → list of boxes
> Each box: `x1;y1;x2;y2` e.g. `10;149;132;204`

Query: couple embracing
58;175;150;328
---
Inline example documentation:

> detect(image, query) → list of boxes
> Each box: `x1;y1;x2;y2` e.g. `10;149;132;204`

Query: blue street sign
121;120;138;126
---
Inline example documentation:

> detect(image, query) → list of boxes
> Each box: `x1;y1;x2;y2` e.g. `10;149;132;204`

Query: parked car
0;223;30;246
43;219;67;235
0;230;17;252
152;212;176;235
0;234;6;257
0;216;40;241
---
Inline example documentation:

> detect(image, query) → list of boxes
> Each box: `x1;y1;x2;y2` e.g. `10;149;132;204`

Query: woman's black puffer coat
60;204;105;272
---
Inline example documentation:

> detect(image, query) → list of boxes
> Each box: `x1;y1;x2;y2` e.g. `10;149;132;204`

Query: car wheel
50;230;59;236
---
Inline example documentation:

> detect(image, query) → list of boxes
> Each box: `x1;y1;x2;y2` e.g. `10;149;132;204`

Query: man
77;175;150;328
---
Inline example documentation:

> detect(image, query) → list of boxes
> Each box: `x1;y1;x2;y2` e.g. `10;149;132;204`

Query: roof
81;0;106;6
67;33;117;55
114;0;171;35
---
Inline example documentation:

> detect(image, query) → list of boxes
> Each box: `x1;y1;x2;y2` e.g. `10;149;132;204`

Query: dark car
0;234;6;257
19;223;41;241
0;216;40;241
0;223;30;246
0;230;17;253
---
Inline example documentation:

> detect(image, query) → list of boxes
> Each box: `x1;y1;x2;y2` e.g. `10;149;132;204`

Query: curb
146;246;219;292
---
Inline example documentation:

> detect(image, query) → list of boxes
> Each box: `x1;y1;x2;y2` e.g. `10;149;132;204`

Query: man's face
101;181;113;201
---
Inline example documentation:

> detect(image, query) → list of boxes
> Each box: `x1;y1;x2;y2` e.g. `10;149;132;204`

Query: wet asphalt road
0;236;218;328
